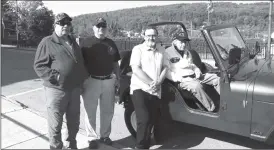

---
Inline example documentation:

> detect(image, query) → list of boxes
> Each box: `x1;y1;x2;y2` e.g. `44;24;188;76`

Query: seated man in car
164;31;220;112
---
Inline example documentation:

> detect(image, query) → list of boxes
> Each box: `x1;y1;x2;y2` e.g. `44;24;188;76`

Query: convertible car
118;22;274;146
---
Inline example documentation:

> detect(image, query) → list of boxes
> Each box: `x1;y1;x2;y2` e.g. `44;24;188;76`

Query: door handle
221;103;227;110
243;100;248;108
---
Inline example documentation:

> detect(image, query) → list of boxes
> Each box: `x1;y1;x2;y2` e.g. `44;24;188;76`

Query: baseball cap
172;31;190;41
94;17;107;28
55;13;72;23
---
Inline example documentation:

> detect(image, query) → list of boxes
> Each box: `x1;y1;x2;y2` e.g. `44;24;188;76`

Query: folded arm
131;65;153;85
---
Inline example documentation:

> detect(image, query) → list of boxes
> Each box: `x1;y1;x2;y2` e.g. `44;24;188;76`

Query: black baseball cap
55;13;72;23
94;17;107;28
172;31;190;41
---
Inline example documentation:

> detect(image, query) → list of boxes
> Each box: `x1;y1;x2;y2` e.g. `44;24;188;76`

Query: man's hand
194;68;202;79
114;78;120;89
179;82;191;91
181;77;194;82
149;80;160;93
113;74;120;97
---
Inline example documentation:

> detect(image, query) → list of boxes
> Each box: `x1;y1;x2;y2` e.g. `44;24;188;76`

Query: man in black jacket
33;13;89;149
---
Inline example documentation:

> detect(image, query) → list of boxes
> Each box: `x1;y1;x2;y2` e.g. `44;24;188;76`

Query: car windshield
210;27;247;60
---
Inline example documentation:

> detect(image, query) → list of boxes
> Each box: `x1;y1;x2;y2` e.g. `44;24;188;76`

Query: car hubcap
130;110;137;131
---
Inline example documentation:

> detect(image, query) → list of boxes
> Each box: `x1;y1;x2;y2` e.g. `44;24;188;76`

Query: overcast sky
43;1;267;17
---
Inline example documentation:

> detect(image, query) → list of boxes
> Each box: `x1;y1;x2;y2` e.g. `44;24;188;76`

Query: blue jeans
44;86;81;149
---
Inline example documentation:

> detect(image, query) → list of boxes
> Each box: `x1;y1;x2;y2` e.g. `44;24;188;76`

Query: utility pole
207;0;213;26
266;0;273;59
208;10;210;26
190;21;193;37
16;0;19;48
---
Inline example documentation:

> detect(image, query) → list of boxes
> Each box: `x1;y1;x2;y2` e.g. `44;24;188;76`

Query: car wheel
124;106;137;138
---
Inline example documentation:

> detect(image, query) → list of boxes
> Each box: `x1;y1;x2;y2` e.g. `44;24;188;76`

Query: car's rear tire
124;106;137;138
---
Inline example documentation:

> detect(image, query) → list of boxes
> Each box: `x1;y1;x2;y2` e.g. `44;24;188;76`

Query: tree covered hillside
72;2;272;38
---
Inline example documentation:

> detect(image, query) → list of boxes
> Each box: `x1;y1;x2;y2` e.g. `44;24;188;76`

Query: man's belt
90;74;112;80
182;74;195;78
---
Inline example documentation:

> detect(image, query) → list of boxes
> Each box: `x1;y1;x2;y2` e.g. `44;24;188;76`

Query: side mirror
228;47;241;65
255;41;260;53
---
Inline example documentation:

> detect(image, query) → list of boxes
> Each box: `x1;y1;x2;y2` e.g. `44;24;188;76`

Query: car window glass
210;27;246;60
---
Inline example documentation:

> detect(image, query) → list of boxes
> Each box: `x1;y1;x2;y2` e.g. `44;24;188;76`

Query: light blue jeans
44;86;81;149
179;73;220;111
81;76;116;141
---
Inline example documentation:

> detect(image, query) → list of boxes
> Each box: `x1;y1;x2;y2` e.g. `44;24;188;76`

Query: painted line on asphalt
6;87;44;98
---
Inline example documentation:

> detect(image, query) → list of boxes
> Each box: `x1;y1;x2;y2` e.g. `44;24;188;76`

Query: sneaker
99;137;112;145
88;140;98;149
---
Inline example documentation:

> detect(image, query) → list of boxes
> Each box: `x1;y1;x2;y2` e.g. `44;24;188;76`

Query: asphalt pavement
1;46;273;149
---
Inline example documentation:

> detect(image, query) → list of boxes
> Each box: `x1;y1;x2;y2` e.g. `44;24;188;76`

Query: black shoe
62;143;78;149
88;140;98;149
62;146;78;149
99;137;112;145
63;147;78;149
134;145;149;149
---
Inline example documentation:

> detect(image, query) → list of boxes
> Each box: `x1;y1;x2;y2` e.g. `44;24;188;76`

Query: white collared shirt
164;45;198;82
129;43;166;98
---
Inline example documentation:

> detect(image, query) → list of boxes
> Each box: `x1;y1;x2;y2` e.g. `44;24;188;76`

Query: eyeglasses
56;20;71;26
96;24;107;28
145;35;157;38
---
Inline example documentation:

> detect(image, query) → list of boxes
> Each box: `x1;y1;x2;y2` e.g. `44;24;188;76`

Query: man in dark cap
81;17;120;149
164;30;220;112
33;12;89;149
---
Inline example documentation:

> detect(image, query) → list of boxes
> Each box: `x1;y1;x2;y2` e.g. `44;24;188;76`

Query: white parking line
6;87;44;98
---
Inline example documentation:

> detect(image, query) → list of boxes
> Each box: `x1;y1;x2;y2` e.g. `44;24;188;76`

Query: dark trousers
131;89;160;149
44;86;81;149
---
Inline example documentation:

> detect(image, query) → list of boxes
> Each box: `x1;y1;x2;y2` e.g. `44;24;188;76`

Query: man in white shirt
164;31;220;112
130;26;168;149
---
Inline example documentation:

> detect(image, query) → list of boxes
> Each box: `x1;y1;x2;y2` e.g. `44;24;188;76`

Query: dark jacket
33;32;89;90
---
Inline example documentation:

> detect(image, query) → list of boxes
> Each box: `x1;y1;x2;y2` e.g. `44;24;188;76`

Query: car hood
233;56;274;103
233;56;274;81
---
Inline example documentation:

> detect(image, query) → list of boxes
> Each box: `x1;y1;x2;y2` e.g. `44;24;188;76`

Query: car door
204;25;252;137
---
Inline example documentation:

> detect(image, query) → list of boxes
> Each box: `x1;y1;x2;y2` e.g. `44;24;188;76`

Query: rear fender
118;50;132;104
119;87;133;109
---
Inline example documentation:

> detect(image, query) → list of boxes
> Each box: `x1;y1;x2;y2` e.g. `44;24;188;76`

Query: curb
1;95;130;149
1;46;36;51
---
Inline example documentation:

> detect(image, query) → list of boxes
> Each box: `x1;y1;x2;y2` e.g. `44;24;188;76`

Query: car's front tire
124;105;137;138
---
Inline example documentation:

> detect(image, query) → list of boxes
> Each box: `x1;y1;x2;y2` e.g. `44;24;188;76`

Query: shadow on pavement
1;113;49;142
114;136;136;149
200;124;274;149
114;120;273;149
1;48;38;86
113;120;205;149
